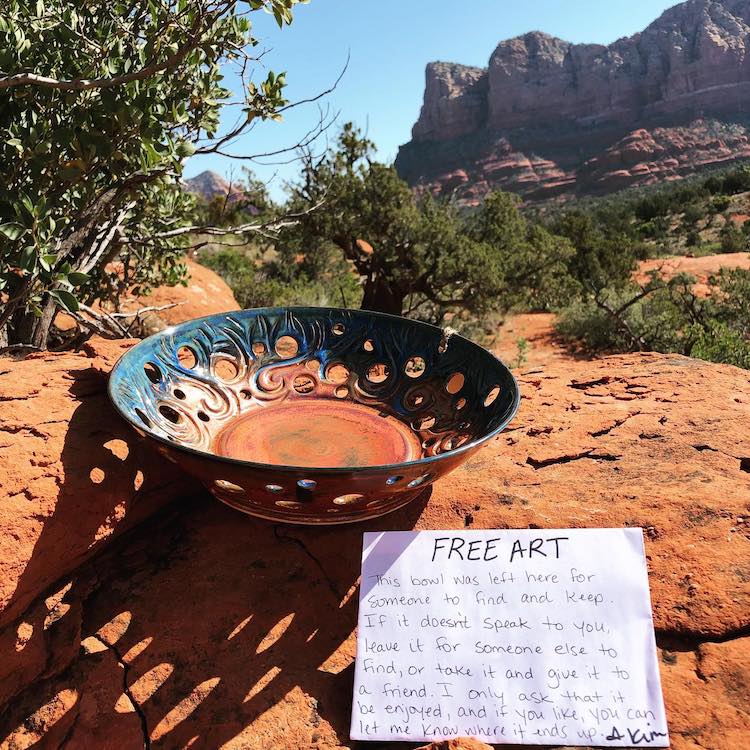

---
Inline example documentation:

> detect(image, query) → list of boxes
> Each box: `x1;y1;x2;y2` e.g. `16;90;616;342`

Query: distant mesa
396;0;750;202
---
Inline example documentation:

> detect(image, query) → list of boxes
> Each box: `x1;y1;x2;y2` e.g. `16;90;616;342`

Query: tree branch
0;31;203;91
125;199;326;242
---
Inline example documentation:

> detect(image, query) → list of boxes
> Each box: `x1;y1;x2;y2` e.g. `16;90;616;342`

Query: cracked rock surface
0;349;748;749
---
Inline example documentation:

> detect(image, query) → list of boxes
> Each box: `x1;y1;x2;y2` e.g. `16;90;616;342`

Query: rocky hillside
396;0;750;202
184;170;242;201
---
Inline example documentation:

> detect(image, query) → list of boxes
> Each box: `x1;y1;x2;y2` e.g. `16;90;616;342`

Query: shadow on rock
2;463;432;748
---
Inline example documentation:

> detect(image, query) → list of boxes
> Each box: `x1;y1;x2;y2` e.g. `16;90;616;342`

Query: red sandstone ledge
0;343;748;748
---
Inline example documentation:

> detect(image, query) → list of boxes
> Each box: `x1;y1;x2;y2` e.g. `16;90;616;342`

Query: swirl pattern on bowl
108;307;520;523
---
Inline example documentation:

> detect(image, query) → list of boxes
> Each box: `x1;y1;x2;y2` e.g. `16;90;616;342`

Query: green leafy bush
278;123;573;323
0;0;302;348
200;244;363;310
556;269;750;369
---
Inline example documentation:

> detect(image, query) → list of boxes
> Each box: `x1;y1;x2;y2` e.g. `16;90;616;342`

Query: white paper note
350;528;668;746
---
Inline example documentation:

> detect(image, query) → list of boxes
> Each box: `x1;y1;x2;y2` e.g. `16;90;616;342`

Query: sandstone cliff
397;0;750;201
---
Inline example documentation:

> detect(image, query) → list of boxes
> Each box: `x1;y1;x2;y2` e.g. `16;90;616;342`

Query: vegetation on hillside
546;167;750;368
545;162;750;258
201;141;750;369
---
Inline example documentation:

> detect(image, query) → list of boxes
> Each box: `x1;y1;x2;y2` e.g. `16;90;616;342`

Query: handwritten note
350;529;668;746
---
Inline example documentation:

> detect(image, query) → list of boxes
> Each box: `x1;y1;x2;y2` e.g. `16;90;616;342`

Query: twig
123;198;326;242
75;303;129;337
109;302;182;318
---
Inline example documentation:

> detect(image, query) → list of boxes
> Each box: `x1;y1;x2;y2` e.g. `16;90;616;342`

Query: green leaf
19;246;36;271
67;271;90;285
51;289;79;313
176;140;196;158
0;222;25;240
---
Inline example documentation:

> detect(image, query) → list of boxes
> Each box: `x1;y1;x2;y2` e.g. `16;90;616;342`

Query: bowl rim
107;305;521;475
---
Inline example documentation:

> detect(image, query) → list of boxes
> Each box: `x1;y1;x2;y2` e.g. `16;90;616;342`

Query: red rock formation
119;256;240;331
1;350;748;748
56;257;240;336
411;63;488;142
397;0;750;201
183;170;245;202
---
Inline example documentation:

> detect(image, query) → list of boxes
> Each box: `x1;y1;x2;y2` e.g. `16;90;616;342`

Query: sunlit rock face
1;350;749;748
397;0;750;202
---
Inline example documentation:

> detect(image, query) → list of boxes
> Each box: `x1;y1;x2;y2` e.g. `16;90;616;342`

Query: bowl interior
108;307;519;470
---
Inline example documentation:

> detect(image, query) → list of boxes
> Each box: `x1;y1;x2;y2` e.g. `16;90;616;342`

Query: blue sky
185;0;679;200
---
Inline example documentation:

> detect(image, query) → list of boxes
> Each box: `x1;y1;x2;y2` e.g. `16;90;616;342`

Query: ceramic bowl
108;307;520;524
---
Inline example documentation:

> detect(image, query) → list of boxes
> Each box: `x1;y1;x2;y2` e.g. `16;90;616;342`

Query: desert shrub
690;322;750;369
556;269;750;369
279;123;573;322
719;220;748;252
0;0;302;348
709;195;731;214
549;210;652;307
200;245;363;310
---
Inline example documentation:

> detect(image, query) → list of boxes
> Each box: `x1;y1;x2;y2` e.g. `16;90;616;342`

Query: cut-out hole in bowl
332;322;345;336
197;411;210;422
363;339;374;352
326;363;349;384
177;346;197;369
414;415;436;431
252;341;266;356
292;374;315;395
404;356;426;378
159;404;181;424
135;408;151;428
266;484;283;493
174;388;186;400
144;362;162;384
386;475;403;485
215;479;243;494
366;363;390;384
408;473;431;488
333;493;364;505
275;336;299;359
334;385;349;398
276;500;303;509
443;435;467;451
305;358;321;373
446;372;465;394
240;389;252;400
455;397;467;410
438;335;448;354
214;358;239;381
297;479;317;490
484;385;501;406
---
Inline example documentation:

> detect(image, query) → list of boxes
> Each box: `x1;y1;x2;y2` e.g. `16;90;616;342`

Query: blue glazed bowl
108;307;520;524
